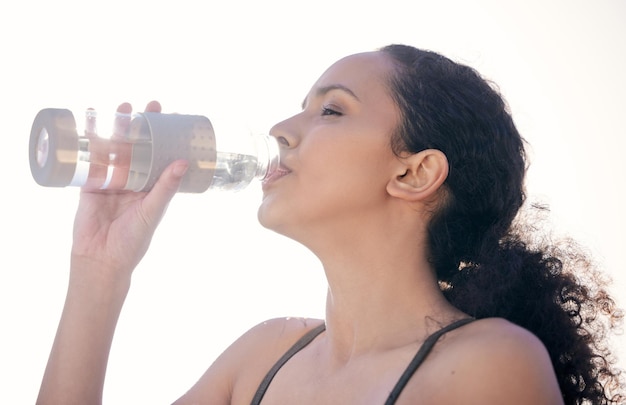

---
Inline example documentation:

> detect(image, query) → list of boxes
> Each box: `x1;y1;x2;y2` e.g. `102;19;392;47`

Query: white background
1;0;624;403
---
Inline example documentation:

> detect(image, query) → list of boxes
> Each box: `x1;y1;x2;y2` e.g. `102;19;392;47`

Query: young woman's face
258;51;402;241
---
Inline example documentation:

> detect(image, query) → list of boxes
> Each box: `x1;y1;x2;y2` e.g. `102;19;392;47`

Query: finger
83;108;108;189
85;108;97;136
144;100;162;113
140;160;188;224
116;102;132;114
113;102;132;139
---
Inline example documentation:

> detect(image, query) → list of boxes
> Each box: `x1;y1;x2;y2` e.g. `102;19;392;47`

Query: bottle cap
29;109;79;187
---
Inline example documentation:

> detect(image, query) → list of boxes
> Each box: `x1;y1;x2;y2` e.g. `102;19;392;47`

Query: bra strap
250;323;326;405
385;318;476;405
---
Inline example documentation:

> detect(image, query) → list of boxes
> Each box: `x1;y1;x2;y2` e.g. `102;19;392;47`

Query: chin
257;199;300;241
257;197;282;231
256;208;273;230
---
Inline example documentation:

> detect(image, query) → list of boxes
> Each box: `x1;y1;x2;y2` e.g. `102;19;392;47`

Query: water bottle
29;108;280;193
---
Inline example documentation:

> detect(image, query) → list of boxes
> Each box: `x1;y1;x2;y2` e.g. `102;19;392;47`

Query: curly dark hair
380;44;624;404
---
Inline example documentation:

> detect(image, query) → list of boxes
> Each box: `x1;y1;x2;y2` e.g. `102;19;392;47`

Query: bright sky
1;0;624;402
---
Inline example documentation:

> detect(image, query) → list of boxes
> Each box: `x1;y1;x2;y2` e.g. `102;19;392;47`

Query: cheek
258;131;395;233
298;131;375;178
300;145;392;212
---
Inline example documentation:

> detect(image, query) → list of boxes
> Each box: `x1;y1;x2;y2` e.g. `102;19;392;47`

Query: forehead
311;51;395;99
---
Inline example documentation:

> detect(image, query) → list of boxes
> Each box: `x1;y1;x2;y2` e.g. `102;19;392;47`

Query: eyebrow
301;84;360;109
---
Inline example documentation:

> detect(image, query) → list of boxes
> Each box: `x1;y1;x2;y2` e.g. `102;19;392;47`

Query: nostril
276;136;290;147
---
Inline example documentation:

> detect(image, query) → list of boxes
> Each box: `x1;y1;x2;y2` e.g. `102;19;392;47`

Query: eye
321;105;342;116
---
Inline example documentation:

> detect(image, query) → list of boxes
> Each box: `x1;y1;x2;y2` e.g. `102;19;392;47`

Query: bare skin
37;54;564;405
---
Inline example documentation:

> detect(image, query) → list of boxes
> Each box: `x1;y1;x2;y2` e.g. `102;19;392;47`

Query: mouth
262;164;291;186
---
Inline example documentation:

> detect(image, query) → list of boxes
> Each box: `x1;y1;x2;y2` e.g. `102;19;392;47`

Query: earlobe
386;149;449;202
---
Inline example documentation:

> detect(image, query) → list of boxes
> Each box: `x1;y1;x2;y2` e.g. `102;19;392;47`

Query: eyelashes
321;105;342;116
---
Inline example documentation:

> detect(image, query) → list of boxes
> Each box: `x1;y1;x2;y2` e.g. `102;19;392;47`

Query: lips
262;164;291;186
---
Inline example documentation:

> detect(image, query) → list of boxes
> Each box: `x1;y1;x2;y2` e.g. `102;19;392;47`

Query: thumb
141;160;188;225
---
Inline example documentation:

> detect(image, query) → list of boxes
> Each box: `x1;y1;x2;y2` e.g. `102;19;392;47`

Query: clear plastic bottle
29;108;280;193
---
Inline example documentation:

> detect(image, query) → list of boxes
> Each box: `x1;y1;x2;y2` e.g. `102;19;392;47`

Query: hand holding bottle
70;101;188;279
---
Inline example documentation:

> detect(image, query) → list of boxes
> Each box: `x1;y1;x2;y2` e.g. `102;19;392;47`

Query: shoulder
456;317;547;350
452;317;553;365
226;317;325;371
412;317;564;405
173;317;324;405
239;317;326;347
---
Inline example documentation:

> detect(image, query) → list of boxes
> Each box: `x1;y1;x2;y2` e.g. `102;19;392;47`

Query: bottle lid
29;109;79;187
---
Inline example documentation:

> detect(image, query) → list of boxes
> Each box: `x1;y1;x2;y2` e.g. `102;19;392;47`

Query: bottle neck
255;134;280;180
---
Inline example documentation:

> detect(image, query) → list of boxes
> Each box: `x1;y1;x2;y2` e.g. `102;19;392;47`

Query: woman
37;44;623;404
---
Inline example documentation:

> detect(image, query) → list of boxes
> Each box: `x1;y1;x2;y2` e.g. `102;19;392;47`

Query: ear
386;149;449;202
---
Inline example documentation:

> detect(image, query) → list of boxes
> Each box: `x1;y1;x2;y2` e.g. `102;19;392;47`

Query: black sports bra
250;318;475;404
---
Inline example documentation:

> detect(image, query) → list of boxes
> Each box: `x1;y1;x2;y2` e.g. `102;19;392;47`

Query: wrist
69;254;133;298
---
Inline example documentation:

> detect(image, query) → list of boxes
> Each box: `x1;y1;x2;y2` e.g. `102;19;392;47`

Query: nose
269;114;300;149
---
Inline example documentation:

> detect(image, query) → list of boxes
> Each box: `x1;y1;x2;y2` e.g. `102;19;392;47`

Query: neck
308;216;466;364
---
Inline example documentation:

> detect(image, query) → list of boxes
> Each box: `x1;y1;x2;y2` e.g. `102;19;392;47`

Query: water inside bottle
75;141;259;192
210;151;259;191
42;110;273;192
72;136;137;190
